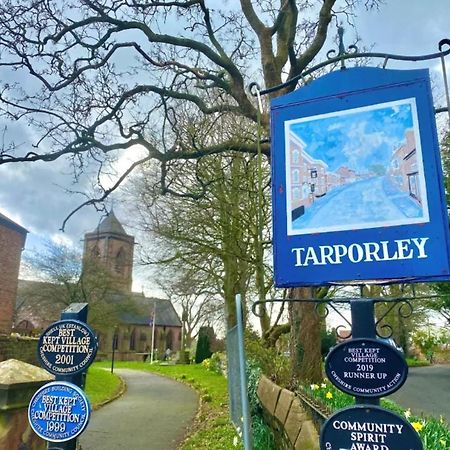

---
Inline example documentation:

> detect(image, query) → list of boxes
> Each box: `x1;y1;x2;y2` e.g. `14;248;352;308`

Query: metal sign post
29;303;98;450
235;294;252;450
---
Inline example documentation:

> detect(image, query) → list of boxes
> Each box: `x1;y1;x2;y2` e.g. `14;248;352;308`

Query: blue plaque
325;338;408;397
38;319;98;375
28;381;91;442
270;67;450;286
321;405;423;450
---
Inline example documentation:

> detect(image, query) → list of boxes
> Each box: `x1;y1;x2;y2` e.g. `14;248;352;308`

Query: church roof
118;295;182;328
16;281;182;330
94;210;127;235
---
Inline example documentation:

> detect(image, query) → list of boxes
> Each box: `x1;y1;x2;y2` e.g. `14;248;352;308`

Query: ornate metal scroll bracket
252;292;441;342
326;25;358;70
372;298;414;339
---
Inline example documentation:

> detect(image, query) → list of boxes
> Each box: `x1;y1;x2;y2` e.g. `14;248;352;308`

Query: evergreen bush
195;329;212;363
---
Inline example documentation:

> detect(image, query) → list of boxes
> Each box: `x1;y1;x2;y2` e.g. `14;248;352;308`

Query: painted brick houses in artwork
0;213;27;334
388;129;421;204
288;131;360;220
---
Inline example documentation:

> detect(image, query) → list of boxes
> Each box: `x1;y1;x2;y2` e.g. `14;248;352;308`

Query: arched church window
129;328;136;351
91;245;100;258
115;247;126;274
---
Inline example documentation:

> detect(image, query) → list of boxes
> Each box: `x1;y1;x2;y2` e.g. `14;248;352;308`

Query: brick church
83;210;182;360
14;211;182;360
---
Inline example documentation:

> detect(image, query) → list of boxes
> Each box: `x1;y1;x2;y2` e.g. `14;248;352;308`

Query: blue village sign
270;67;450;286
38;319;98;376
28;381;91;442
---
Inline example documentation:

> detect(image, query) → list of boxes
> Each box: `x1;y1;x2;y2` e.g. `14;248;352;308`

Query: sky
289;99;415;172
0;0;449;296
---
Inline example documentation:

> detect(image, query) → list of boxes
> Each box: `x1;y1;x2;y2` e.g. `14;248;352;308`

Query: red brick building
0;212;27;335
388;129;421;204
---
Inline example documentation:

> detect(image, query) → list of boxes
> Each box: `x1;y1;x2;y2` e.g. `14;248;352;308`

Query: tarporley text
292;238;429;267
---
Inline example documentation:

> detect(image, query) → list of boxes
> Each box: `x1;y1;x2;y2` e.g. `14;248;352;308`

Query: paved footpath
79;369;198;450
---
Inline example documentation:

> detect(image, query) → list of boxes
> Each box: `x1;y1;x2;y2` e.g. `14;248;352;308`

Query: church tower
83;210;135;293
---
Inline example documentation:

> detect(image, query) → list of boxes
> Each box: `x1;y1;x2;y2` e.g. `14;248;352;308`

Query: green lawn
94;361;243;449
84;365;123;409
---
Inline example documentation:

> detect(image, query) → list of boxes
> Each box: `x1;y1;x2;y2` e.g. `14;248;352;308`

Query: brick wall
0;335;39;366
0;222;26;334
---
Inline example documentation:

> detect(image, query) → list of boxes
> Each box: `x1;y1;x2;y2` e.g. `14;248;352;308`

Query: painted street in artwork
286;98;429;235
292;176;423;231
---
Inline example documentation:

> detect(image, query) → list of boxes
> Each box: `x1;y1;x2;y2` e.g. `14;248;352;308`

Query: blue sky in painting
289;101;414;173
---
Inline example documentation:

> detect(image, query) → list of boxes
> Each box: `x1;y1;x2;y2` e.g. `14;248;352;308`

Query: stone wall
0;335;39;366
257;375;320;450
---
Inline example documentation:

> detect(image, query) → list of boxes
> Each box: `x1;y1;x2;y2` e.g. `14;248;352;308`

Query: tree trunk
289;287;322;383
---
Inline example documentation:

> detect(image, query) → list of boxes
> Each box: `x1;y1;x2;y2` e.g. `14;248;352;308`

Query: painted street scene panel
285;98;429;235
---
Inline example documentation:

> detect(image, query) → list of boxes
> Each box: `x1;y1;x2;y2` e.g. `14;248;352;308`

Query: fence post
235;294;252;449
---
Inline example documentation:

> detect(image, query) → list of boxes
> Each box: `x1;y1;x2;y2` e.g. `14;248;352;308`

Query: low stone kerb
257;375;281;415
284;398;307;445
274;388;295;425
295;419;320;450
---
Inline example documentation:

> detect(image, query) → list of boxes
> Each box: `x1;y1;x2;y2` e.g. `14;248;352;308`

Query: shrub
195;328;213;363
246;359;275;449
245;331;290;386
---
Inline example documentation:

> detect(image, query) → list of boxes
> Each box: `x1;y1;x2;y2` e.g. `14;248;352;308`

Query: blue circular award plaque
38;319;98;375
28;381;91;442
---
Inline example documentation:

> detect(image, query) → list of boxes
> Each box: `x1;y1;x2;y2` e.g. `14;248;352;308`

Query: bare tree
0;0;379;381
0;1;366;221
156;271;222;347
129;147;272;331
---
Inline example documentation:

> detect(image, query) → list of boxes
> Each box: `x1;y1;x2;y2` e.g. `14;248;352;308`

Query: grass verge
94;361;243;450
406;358;430;367
302;380;449;450
84;365;123;409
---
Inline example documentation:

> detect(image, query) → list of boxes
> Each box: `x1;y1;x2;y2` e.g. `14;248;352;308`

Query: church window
115;247;127;274
91;245;100;258
129;328;136;351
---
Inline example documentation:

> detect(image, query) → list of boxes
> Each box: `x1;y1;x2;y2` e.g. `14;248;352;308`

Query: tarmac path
79;369;198;450
389;364;450;422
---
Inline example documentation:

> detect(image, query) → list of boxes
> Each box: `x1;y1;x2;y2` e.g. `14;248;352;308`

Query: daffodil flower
326;391;333;399
411;421;424;432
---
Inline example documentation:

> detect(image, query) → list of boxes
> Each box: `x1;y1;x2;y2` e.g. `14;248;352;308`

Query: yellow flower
326;391;333;399
411;421;424;432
